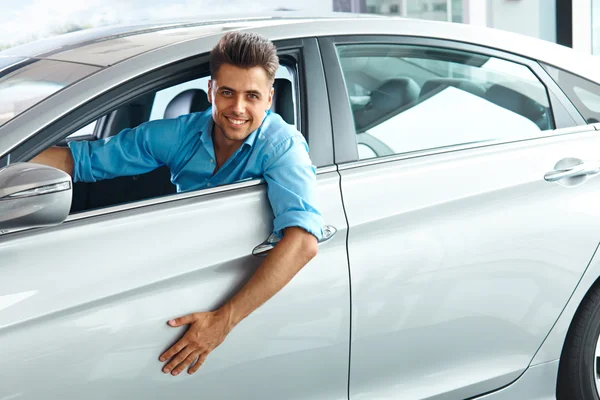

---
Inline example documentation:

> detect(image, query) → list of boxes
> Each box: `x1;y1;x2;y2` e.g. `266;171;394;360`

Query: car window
67;121;97;139
149;66;296;124
0;59;100;128
67;64;296;145
66;63;299;214
541;63;600;124
149;76;211;121
335;44;555;159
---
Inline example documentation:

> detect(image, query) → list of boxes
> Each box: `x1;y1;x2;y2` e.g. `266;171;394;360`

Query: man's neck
212;126;244;169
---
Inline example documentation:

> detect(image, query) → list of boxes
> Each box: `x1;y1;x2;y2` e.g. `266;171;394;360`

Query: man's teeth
227;117;247;125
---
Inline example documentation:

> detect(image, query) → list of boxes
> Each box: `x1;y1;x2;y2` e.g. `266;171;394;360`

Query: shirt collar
198;108;214;145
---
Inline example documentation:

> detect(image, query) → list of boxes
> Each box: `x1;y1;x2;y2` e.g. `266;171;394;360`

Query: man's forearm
30;147;74;177
219;227;319;328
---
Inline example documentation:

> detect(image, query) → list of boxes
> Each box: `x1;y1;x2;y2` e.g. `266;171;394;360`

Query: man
31;31;323;376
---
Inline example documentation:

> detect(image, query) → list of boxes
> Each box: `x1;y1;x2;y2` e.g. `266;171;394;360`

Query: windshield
0;58;100;127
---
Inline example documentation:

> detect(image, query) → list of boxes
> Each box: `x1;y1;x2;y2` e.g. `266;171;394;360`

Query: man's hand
159;227;318;376
159;305;234;376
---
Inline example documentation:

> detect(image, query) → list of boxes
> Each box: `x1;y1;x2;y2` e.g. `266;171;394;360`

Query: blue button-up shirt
68;109;323;239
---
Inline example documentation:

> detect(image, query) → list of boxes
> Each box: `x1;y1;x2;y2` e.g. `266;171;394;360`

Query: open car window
65;62;298;214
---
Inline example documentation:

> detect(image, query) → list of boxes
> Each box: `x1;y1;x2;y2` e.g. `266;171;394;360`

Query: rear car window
336;44;554;159
0;57;100;127
541;63;600;124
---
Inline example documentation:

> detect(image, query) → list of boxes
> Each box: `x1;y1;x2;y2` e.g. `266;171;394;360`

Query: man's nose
232;96;246;114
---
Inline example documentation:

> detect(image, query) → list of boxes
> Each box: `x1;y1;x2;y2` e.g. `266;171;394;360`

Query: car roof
2;13;599;82
0;13;366;62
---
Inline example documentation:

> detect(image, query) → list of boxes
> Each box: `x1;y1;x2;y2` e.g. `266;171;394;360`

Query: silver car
2;14;600;400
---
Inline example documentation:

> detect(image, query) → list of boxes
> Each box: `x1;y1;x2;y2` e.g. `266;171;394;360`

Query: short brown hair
210;32;279;82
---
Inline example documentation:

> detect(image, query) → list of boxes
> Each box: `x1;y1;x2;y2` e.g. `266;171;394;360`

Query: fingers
188;352;209;375
168;313;196;327
159;340;186;363
171;350;202;376
162;345;194;375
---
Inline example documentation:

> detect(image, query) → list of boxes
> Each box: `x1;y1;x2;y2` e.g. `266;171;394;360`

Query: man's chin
222;129;250;142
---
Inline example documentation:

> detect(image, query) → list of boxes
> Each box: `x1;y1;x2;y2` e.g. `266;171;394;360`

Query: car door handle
544;158;600;182
252;225;338;257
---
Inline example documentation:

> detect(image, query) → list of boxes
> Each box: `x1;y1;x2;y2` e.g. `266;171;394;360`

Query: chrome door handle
252;225;338;257
544;159;600;182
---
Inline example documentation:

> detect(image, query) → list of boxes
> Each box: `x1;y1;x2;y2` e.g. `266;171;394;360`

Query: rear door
320;35;600;399
0;38;350;400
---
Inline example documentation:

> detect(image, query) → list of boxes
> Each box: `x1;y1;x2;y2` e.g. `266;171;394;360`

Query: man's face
208;63;274;143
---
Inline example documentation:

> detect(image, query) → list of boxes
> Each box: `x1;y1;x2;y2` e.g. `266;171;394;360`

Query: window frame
0;37;333;231
7;38;332;165
319;35;586;165
541;62;600;124
91;54;302;142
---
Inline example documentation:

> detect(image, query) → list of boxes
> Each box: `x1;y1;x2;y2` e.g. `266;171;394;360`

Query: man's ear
207;79;214;103
267;86;274;109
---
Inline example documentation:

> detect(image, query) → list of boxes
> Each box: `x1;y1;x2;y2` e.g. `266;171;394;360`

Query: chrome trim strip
34;57;105;68
338;127;598;171
65;165;336;222
317;165;337;174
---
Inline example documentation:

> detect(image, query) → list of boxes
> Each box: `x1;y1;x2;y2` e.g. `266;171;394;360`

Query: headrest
354;77;420;132
483;84;546;122
164;89;211;119
273;78;294;125
420;78;486;100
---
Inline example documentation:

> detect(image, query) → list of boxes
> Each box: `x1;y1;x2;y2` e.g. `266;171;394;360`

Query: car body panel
339;127;600;399
31;20;312;67
473;360;559;400
531;177;600;365
0;172;350;400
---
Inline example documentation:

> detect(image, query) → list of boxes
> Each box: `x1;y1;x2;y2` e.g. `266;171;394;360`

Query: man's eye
222;91;233;96
248;94;259;100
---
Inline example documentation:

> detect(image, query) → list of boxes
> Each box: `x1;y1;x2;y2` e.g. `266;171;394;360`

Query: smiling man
31;31;323;376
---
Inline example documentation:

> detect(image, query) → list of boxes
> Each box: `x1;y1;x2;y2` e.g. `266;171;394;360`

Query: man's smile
225;116;249;126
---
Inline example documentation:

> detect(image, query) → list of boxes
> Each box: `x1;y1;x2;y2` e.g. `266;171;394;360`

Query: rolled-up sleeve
263;135;324;241
68;118;181;183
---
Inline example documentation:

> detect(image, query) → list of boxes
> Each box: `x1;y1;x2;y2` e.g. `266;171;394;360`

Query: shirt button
210;159;214;163
206;182;211;187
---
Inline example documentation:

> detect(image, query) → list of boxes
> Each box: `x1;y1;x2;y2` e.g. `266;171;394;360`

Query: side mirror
0;163;72;232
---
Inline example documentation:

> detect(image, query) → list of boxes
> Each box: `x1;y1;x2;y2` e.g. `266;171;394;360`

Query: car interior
340;50;555;158
66;75;295;214
352;76;552;132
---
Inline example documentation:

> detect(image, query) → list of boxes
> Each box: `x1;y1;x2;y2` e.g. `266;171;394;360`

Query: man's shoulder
258;112;305;150
175;110;211;132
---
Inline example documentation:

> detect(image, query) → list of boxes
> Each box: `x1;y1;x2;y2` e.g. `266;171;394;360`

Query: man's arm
30;147;74;177
30;117;183;184
159;131;323;376
159;226;318;376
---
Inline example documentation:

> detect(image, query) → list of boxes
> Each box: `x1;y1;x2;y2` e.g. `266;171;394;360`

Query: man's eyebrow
218;86;261;95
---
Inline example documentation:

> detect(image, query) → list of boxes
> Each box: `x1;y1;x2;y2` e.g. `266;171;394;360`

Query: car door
320;35;600;399
0;38;350;400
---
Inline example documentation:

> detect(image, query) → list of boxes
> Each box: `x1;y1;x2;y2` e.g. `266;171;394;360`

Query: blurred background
0;0;597;55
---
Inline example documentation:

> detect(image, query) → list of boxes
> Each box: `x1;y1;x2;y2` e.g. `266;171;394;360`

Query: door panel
341;128;600;399
0;172;349;399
